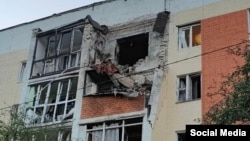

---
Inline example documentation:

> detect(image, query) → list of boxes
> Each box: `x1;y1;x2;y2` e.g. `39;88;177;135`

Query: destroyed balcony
30;15;109;79
84;61;152;98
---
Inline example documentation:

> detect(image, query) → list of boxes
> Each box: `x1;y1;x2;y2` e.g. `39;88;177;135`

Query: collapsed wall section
81;12;169;119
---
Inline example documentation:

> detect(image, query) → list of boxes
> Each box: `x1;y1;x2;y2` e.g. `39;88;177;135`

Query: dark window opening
125;125;142;141
177;132;186;141
117;33;148;66
191;75;201;99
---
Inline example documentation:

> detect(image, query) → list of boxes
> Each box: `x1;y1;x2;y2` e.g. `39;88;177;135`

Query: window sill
178;45;201;50
176;98;201;104
27;119;73;128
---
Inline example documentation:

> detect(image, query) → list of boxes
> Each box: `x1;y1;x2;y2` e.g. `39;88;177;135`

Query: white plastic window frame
178;23;201;49
18;61;27;82
86;119;143;141
177;73;201;102
32;77;77;123
56;26;83;71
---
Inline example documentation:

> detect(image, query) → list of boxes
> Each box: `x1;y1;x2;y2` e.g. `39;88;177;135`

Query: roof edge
0;0;116;32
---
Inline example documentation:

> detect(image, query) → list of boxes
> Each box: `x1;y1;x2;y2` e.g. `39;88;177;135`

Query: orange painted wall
81;95;145;119
201;10;248;118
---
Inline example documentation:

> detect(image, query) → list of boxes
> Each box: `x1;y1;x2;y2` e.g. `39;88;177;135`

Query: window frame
27;77;78;124
30;25;83;78
86;118;143;141
178;23;201;49
18;61;27;82
177;73;201;102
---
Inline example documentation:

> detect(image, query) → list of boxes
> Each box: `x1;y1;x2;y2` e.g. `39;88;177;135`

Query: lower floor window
177;132;186;141
26;77;78;124
58;129;72;141
86;117;142;141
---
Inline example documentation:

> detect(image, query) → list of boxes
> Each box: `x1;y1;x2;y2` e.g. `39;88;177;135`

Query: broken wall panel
81;95;145;119
101;16;169;73
153;11;170;35
81;13;169;124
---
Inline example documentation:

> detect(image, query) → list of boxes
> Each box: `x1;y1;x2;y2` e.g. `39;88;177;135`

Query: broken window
18;61;27;82
26;77;78;124
31;26;83;78
117;33;148;66
178;23;201;48
86;117;142;141
177;73;201;102
177;132;186;141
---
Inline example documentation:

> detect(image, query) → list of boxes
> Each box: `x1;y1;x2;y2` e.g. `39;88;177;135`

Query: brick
81;95;144;119
201;10;248;119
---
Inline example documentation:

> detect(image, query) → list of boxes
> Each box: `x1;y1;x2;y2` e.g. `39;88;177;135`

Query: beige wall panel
0;49;28;121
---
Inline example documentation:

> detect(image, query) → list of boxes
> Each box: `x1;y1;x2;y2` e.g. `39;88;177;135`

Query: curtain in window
92;124;119;141
179;79;186;101
179;29;188;48
92;125;103;141
104;124;119;141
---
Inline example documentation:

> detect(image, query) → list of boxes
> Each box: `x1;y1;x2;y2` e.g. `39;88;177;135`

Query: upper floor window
178;23;201;48
177;73;201;102
31;26;83;78
18;61;27;82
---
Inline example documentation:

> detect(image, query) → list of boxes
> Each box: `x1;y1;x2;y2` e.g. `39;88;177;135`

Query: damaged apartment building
3;0;250;141
22;6;170;141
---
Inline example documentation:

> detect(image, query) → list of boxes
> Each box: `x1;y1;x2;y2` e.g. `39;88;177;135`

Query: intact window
177;73;201;102
87;117;142;141
178;23;201;48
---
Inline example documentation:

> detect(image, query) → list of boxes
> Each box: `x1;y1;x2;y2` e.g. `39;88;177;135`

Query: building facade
153;0;250;141
1;0;169;140
0;0;250;141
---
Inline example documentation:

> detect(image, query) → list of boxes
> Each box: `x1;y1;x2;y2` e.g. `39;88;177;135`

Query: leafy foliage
0;106;61;141
204;44;250;124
